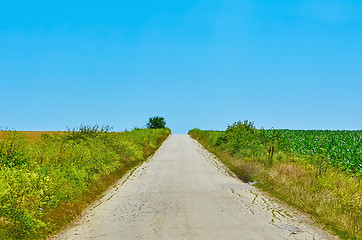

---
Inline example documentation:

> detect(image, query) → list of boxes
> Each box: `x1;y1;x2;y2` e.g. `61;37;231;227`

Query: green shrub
147;116;166;129
206;121;283;162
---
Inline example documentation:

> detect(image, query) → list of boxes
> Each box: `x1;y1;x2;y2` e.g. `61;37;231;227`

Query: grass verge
0;126;170;239
189;128;361;240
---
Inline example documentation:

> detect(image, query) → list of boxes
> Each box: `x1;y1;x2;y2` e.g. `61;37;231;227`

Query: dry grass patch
0;131;64;143
21;131;64;142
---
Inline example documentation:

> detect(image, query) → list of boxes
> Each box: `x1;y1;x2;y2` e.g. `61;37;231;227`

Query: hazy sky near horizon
1;0;361;133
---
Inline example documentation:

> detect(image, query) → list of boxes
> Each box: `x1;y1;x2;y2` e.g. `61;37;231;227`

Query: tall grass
189;123;361;240
0;126;170;239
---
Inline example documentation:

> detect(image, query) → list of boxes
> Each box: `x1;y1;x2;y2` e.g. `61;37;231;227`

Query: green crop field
273;130;362;176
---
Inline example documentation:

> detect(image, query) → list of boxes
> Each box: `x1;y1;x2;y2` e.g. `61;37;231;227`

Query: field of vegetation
0;126;170;239
275;129;362;176
189;121;361;240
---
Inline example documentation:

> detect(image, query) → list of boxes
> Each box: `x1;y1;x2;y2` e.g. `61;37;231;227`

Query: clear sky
1;0;361;133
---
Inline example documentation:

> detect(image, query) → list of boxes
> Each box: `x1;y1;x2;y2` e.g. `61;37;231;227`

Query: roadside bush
208;121;284;163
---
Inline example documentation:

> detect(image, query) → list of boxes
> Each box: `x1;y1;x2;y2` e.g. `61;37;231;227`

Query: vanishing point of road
54;135;337;240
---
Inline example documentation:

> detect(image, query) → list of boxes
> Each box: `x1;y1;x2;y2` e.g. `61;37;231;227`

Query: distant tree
147;116;166;129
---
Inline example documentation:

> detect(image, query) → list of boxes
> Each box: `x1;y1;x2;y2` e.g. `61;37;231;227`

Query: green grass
0;126;170;239
189;122;361;240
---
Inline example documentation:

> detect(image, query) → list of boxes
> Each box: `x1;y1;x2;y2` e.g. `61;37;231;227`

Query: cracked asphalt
53;135;338;240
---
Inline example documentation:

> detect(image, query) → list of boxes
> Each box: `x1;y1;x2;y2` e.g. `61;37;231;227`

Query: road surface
53;135;337;240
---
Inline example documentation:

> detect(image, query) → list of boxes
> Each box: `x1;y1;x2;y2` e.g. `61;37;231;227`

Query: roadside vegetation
0;125;170;239
189;121;361;240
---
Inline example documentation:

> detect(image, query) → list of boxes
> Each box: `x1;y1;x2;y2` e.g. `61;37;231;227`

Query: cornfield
275;130;362;176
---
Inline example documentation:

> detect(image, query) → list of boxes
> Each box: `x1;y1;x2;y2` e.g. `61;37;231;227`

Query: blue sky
1;0;361;133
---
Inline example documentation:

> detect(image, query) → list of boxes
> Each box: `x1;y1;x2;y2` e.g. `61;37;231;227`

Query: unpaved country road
53;135;338;240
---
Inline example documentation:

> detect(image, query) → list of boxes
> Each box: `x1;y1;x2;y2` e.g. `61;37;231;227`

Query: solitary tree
147;116;166;129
